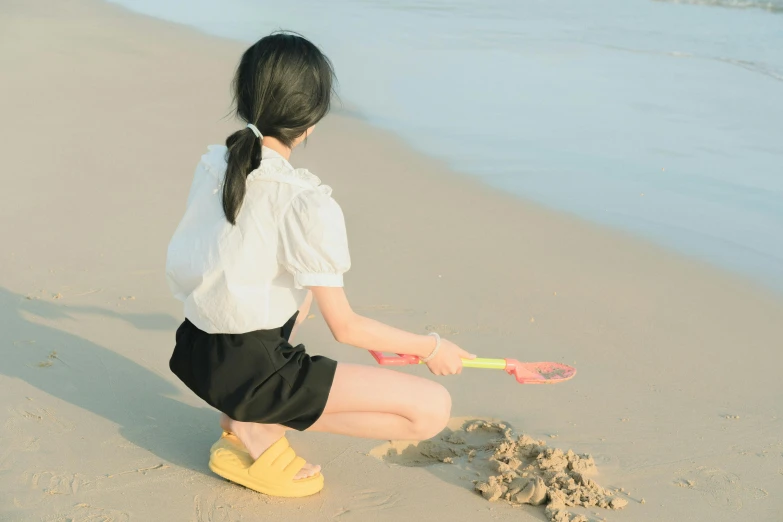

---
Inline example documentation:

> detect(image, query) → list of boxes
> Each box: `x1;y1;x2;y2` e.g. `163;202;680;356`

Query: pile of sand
373;419;630;522
467;420;627;522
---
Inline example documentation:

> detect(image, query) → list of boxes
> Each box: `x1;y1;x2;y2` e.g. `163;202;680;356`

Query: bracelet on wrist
420;332;441;363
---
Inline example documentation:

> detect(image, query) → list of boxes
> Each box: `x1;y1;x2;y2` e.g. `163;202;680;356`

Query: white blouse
165;145;351;334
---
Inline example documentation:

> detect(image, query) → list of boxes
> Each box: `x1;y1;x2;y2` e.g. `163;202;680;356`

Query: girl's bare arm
310;287;475;375
289;290;313;342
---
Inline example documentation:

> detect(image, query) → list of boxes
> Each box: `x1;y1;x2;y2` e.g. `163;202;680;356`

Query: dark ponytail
222;32;335;225
222;127;262;225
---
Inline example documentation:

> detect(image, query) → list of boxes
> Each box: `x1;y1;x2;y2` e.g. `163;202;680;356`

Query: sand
1;1;783;521
372;418;627;522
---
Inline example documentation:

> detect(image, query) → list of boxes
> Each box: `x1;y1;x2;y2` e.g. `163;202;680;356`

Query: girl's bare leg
308;363;452;439
219;415;323;480
222;363;451;480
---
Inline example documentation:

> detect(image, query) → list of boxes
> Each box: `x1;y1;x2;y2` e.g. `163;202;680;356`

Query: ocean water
108;0;783;292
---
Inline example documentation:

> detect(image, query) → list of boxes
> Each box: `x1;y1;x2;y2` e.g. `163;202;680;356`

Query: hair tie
246;123;263;139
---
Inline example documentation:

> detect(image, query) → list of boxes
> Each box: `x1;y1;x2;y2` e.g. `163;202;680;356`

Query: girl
166;32;475;497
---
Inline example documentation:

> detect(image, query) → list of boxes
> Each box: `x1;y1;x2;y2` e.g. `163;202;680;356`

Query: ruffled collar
253;146;324;188
202;144;331;195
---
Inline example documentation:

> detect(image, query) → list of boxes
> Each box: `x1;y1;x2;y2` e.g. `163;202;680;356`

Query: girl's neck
261;137;292;160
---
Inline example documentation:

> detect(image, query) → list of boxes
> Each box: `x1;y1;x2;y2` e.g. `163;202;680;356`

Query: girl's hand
424;339;476;376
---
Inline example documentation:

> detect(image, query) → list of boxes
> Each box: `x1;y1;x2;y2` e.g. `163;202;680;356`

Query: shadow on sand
0;286;217;473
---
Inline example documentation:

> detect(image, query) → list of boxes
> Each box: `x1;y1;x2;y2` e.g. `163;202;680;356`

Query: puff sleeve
279;189;351;288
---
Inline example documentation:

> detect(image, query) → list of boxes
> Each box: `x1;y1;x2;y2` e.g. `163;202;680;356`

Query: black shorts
169;312;337;431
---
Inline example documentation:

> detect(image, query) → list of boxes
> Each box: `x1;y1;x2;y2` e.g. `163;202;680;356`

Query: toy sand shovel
370;351;576;384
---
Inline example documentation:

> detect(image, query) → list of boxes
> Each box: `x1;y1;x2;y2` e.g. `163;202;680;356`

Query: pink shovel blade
505;360;577;384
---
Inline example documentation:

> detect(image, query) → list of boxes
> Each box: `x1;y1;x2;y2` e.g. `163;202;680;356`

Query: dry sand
1;1;782;521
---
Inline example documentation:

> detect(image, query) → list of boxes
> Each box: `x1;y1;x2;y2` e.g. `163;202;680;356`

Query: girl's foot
220;414;321;479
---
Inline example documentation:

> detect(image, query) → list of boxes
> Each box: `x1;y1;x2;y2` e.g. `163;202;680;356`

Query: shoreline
1;1;782;521
105;0;783;295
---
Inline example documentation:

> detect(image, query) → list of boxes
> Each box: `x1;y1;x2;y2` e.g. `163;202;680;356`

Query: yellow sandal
209;432;324;497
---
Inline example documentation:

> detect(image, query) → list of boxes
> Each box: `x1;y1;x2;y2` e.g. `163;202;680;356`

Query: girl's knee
411;383;451;440
434;384;452;421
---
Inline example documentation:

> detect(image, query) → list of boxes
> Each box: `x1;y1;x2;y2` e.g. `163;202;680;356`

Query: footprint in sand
333;489;401;518
28;470;91;496
11;470;93;510
42;503;129;522
424;324;462;335
674;466;769;511
193;482;272;521
8;404;75;433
